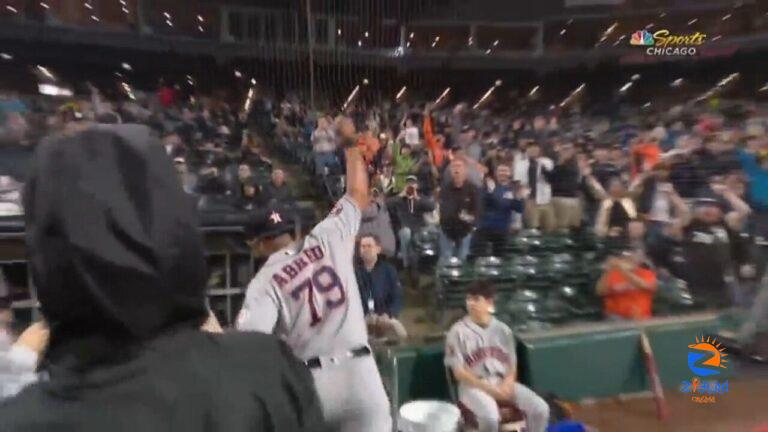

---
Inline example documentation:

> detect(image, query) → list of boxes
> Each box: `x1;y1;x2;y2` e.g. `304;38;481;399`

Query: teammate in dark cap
0;124;326;432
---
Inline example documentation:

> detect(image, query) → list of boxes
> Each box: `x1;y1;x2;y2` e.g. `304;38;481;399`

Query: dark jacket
354;259;403;317
439;182;479;240
549;158;580;198
393;195;436;230
592;162;621;189
262;182;296;208
0;125;325;432
479;184;524;231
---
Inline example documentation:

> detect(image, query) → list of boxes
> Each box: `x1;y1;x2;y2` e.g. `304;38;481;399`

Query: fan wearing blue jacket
475;165;526;257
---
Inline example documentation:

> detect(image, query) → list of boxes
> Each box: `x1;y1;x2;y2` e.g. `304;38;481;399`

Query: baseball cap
693;196;726;211
244;208;295;240
405;175;418;183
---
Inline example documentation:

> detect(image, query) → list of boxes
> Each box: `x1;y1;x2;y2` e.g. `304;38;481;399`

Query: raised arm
337;117;369;210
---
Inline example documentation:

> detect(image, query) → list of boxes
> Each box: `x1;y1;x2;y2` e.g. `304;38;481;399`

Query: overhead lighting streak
528;85;540;97
473;81;502;110
434;87;451;106
36;65;55;80
341;85;361;111
395;86;407;101
559;83;586;108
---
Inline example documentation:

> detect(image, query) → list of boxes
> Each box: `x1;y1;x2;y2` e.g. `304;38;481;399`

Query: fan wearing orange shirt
596;250;657;320
630;134;661;178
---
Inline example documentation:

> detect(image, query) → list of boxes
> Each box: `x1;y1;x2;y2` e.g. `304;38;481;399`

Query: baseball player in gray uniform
445;281;549;432
236;118;392;432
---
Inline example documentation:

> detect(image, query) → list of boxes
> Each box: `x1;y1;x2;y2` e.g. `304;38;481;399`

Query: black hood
24;124;208;368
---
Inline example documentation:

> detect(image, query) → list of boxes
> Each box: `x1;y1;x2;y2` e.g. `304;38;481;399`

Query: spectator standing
392;176;436;268
439;159;479;261
360;188;397;257
397;117;421;150
596;250;658;320
476;165;525;257
738;146;768;239
173;157;198;195
413;149;439;197
550;142;582;231
513;142;555;232
594;178;637;239
591;145;621;189
354;235;404;319
391;141;417;194
650;184;751;307
311;116;338;174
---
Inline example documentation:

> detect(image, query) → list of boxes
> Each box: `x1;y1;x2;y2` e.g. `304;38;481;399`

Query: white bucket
398;400;461;432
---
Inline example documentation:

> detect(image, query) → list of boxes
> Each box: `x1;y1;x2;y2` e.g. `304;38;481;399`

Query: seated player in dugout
0;124;325;432
445;281;550;432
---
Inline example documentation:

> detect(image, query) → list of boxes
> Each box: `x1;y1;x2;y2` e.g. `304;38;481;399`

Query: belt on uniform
304;345;371;369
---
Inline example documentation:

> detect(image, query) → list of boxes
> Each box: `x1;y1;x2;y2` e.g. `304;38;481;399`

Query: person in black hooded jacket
0;124;326;432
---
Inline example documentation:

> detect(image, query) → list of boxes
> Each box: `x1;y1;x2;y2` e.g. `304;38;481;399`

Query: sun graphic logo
630;30;654;46
687;335;728;377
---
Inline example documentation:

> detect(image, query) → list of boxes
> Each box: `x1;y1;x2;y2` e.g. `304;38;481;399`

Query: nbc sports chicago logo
630;29;707;56
679;336;729;404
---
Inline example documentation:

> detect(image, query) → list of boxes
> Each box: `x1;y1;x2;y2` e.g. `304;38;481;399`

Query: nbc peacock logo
630;30;655;46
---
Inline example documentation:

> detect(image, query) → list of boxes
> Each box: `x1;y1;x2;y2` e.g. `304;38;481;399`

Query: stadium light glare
121;62;132;71
688;18;698;25
0;53;13;60
434;87;451;106
560;29;567;36
395;86;407;101
5;5;18;13
197;15;204;22
122;7;129;14
342;85;361;111
473;82;499;110
721;14;731;21
711;35;722;41
234;70;242;78
36;65;55;80
528;86;540;97
84;2;92;10
40;2;50;9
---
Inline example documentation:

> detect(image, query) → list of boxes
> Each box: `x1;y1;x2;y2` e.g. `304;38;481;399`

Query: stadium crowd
269;95;768;324
0;73;766;432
